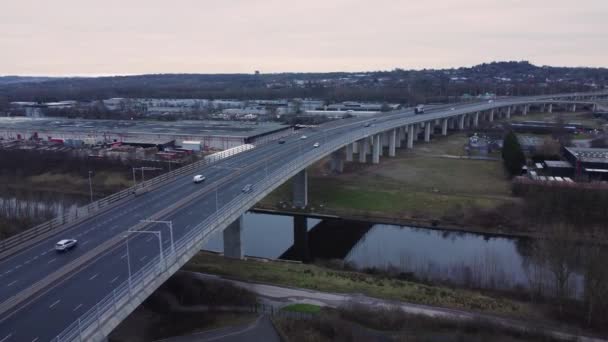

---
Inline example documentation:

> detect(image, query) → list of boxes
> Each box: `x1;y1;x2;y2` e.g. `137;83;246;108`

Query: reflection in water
202;213;590;298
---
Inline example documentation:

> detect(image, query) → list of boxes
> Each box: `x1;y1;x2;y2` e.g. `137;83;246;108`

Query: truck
414;105;425;115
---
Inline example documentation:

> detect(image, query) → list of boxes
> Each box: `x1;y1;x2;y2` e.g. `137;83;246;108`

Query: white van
193;175;206;183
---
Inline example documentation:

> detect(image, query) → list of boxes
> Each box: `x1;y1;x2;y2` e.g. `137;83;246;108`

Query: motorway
0;92;605;341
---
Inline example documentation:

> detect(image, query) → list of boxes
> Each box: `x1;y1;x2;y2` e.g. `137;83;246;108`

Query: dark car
278;140;286;144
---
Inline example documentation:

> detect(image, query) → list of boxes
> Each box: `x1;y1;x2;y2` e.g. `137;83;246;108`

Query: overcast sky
1;0;606;76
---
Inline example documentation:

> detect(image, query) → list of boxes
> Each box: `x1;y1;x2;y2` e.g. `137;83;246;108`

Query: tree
502;131;526;176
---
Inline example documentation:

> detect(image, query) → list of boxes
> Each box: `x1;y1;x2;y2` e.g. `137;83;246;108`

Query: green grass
185;253;530;317
281;304;322;314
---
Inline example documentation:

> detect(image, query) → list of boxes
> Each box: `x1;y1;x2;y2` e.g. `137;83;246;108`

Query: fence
0;144;255;258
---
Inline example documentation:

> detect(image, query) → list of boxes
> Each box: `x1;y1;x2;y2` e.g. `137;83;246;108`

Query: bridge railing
52;127;361;342
0;144;255;257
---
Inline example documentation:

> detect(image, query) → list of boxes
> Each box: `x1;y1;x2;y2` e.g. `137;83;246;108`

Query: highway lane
0;135;314;303
0;114;379;341
1;93;605;341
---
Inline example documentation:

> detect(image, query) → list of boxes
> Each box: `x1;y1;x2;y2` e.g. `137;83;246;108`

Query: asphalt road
0;92;604;341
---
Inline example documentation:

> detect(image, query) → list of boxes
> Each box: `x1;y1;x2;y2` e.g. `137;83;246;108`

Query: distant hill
0;76;59;85
0;62;606;104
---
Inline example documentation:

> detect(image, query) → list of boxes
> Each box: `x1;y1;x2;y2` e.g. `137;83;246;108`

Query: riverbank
185;253;605;340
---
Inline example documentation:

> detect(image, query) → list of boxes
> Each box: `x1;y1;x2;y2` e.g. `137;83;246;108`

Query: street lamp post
124;235;132;294
132;166;163;189
140;220;175;258
127;229;165;270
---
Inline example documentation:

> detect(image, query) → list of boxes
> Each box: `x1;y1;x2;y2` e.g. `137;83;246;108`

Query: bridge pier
523;105;529;116
424;122;431;142
572;104;577;112
441;118;448;135
473;112;479;127
413;125;419;141
345;143;353;162
330;151;344;173
407;125;414;148
293;216;310;262
293;169;308;208
448;117;456;130
506;106;511;119
372;134;381;164
458;115;465;130
223;215;243;259
395;127;403;148
389;129;396;157
548;103;553;113
358;139;367;163
489;109;494;122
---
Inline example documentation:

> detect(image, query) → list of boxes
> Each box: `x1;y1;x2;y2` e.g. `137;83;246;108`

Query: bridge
0;91;607;341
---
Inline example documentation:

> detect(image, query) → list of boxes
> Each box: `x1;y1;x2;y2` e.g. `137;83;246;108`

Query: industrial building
564;147;608;181
0;117;291;150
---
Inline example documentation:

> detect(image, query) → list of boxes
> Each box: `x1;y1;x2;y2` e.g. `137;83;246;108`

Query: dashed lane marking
89;273;98;281
73;304;83;312
110;276;119;284
0;333;12;342
7;280;17;287
49;300;60;309
47;258;57;264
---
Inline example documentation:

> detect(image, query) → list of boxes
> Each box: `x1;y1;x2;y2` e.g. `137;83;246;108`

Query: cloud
0;0;606;75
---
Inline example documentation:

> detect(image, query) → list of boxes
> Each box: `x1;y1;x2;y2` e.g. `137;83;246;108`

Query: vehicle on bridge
414;104;425;114
55;239;77;252
313;142;320;148
193;175;206;183
300;135;308;140
278;139;286;144
242;184;253;193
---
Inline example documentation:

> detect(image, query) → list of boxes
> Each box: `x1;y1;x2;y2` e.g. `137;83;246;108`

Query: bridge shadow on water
279;216;373;262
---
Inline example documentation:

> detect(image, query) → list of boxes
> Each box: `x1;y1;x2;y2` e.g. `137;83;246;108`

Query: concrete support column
345;143;353;162
352;141;358;154
389;129;396;157
473;112;479;127
330;150;344;173
458;115;465;130
572;104;577;112
506;106;511;119
395;127;403;148
441;118;448;136
379;132;386;157
413;125;419;141
372;134;381;164
548;103;553;113
448;117;455;129
358;140;367;163
407;125;414;149
523;105;528;116
424;121;431;142
292;169;308;208
223;216;243;259
293;216;309;262
489;109;494;122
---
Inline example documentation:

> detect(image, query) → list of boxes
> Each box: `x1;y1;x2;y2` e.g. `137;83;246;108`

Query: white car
55;239;77;252
193;175;206;183
242;184;253;193
313;142;320;148
300;135;308;140
450;107;455;110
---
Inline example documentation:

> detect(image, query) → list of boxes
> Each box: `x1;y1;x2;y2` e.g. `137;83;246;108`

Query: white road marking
47;258;57;264
14;265;21;269
184;225;191;230
31;338;39;342
7;280;17;287
111;225;119;230
49;300;61;309
145;236;153;243
0;333;12;342
89;273;98;281
41;251;48;256
110;276;119;284
120;254;127;259
139;256;148;262
73;304;83;312
33;255;38;260
81;240;90;246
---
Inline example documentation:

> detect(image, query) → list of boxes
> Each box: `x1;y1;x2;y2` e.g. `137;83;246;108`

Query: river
202;212;586;297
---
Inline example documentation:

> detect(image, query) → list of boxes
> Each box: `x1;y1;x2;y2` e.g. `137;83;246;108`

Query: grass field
185;252;531;317
510;111;606;129
281;303;322;314
260;133;513;223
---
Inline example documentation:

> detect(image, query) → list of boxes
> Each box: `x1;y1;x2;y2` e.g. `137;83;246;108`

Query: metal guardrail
0;144;255;257
52;128;361;342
